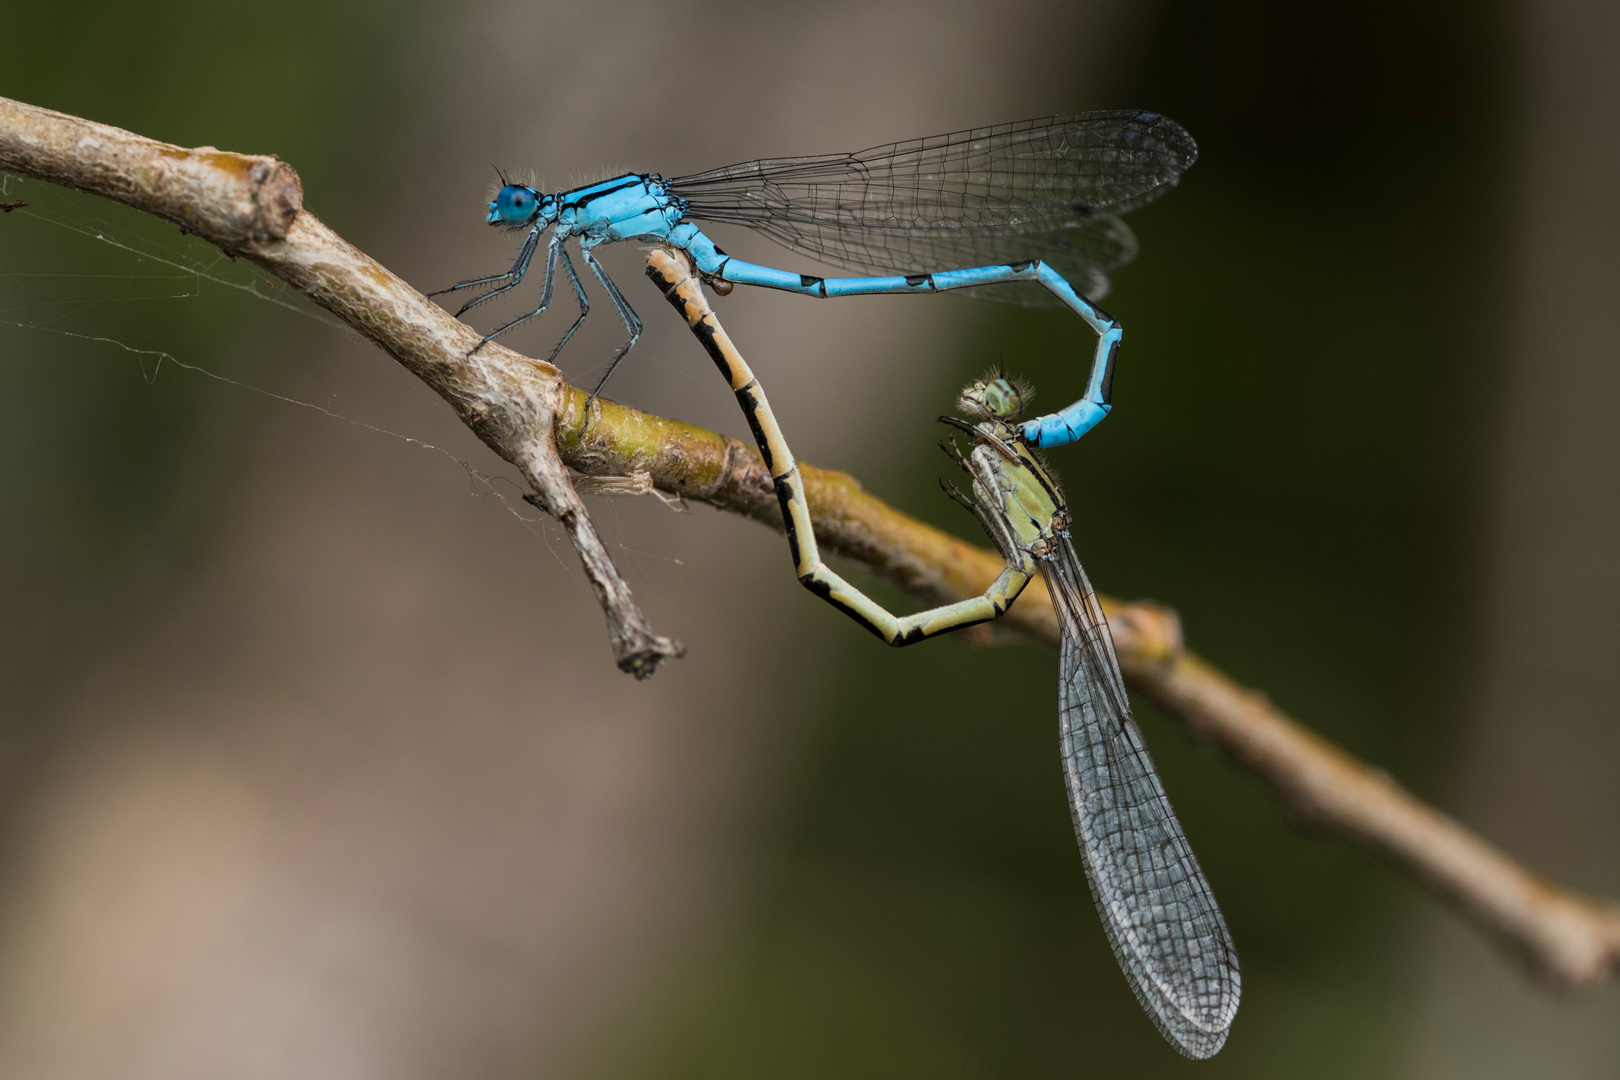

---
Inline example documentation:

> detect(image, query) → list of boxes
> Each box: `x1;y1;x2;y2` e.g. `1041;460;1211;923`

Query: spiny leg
429;221;544;317
646;248;1035;647
938;472;1002;544
582;247;643;405
937;437;994;528
469;232;564;355
545;243;591;362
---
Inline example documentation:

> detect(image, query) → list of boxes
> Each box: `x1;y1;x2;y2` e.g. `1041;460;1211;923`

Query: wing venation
1044;536;1240;1059
669;111;1195;292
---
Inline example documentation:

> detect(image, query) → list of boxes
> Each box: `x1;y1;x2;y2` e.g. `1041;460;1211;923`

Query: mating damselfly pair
434;114;1238;1058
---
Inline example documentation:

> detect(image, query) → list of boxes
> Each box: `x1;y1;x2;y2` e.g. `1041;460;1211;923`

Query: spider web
0;173;603;565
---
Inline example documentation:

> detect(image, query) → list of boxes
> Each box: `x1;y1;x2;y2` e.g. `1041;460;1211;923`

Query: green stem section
552;378;1181;666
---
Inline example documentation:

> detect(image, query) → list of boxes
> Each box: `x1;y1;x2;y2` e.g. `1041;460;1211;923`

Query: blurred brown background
1;0;1616;1075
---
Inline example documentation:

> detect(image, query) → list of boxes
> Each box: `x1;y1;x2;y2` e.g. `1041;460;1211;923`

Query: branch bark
0;95;682;678
4;95;1616;991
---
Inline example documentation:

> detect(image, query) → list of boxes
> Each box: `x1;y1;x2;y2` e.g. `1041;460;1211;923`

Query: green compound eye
981;377;1022;419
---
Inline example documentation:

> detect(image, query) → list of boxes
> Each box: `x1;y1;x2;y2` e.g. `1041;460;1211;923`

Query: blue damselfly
436;112;1195;450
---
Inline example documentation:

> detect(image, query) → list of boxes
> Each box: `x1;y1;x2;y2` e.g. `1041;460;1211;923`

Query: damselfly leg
543;244;590;361
463;233;568;354
581;243;643;404
428;221;544;315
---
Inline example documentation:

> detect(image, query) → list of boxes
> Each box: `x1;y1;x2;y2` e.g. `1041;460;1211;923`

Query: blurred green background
2;1;1617;1077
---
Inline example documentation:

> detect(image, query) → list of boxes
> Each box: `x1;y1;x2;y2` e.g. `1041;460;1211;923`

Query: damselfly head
957;373;1032;422
487;184;548;227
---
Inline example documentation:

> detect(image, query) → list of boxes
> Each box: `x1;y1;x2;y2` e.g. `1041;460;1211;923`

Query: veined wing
1043;535;1240;1059
668;111;1194;297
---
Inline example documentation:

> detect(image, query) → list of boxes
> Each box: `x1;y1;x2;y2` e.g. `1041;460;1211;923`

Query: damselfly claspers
435;112;1196;450
647;251;1240;1056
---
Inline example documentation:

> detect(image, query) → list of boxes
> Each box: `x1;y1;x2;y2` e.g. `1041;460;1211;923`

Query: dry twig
3;95;1616;990
0;96;680;678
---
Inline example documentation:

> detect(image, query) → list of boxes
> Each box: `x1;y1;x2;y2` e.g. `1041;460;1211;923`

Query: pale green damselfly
647;249;1240;1058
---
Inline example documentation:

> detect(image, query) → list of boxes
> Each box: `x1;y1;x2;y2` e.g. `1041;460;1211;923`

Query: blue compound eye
496;185;538;223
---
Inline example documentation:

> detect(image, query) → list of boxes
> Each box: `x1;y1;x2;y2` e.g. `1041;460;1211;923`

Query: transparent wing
668;111;1194;299
1042;535;1240;1059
